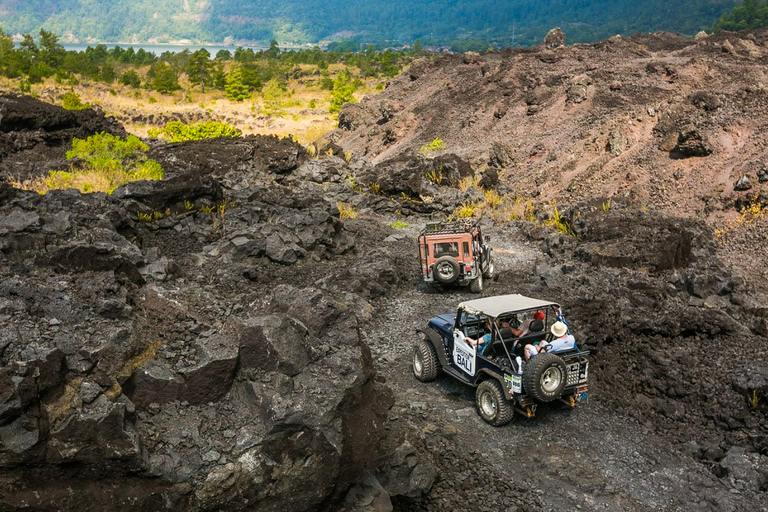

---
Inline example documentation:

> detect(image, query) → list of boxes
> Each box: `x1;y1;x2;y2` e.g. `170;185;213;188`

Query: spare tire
522;353;567;402
433;256;460;284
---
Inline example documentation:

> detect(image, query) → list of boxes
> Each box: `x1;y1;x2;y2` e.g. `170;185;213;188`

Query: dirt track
358;220;767;511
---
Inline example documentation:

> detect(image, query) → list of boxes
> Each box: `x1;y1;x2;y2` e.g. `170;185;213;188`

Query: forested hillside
0;0;740;47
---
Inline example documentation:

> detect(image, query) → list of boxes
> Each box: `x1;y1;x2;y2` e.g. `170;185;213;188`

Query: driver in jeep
466;318;493;355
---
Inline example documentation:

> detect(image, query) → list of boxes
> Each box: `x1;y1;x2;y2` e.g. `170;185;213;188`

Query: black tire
470;274;483;293
433;256;460;284
483;253;495;279
522;352;567;403
476;379;514;426
413;338;439;382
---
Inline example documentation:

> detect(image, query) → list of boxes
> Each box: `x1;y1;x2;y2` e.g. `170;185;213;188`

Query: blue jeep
413;294;589;426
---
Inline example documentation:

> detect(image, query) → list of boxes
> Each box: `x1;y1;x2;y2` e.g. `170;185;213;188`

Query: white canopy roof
458;294;559;318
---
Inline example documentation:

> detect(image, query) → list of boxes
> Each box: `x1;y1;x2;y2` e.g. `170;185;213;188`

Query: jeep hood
427;313;456;336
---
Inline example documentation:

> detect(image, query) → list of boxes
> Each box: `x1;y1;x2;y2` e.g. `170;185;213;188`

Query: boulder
488;141;516;168
717;447;767;492
672;126;713;158
290;157;346;183
196;428;340;512
238;314;312;378
543;28;566;48
734;175;752;191
47;396;141;465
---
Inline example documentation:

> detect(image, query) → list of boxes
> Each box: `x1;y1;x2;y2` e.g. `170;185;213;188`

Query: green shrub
119;70;141;88
61;91;90;110
30;132;167;194
329;71;357;113
148;120;241;142
419;138;445;156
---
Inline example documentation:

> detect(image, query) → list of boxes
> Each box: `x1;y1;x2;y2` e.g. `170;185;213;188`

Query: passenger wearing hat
524;321;575;359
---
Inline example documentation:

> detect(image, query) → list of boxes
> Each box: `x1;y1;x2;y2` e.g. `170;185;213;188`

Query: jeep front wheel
522;353;567;402
433;256;459;284
476;379;513;426
413;338;439;382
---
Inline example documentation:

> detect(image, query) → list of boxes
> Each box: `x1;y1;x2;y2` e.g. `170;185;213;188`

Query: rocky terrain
1;28;768;512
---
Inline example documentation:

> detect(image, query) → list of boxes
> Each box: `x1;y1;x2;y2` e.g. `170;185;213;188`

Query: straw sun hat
550;321;568;337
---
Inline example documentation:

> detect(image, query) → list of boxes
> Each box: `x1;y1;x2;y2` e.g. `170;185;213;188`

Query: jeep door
452;308;482;378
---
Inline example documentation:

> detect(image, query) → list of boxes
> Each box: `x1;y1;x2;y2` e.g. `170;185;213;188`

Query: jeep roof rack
419;220;478;236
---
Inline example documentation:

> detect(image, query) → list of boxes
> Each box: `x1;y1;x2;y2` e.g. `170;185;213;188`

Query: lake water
61;43;263;56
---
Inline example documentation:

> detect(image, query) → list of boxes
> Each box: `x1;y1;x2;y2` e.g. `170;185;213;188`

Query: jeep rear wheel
470;274;483;293
433;256;459;284
522;353;567;402
413;338;439;382
476;379;513;426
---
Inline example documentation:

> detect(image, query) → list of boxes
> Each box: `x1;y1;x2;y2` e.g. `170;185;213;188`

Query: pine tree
151;61;180;94
225;68;250;101
100;63;116;83
185;49;213;92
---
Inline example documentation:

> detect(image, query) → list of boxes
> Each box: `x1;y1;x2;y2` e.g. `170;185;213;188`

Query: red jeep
418;221;495;293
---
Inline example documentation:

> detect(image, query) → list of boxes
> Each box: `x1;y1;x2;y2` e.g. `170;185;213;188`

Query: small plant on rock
544;203;577;237
419;138;445;157
602;199;612;211
336;202;358;220
425;168;443;185
448;200;478;220
28;133;165;195
458;174;480;192
748;389;759;409
484;189;502;209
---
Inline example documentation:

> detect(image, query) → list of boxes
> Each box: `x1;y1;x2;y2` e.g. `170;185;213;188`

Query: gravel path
362;226;764;511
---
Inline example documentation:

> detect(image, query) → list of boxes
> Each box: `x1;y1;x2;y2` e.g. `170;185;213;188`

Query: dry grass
105;340;163;400
0;62;381;146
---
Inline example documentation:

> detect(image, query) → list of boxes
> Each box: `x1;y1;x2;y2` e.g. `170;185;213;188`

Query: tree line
0;27;416;100
713;0;768;32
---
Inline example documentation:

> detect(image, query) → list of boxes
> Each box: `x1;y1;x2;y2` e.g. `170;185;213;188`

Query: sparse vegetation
544;203;577;237
61;91;89;110
336;201;359;220
748;389;759;409
14;132;163;195
714;194;768;240
458;175;481;192
425;168;443;185
388;220;410;228
449;200;479;220
148;120;241;142
419;138;446;157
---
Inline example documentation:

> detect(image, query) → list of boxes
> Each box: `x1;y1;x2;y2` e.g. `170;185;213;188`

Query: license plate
504;374;522;394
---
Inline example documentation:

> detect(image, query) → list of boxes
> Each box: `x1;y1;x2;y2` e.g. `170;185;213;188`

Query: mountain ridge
0;0;740;47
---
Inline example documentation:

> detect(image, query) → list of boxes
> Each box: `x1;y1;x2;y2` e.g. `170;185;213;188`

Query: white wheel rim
414;350;423;375
437;263;454;279
480;391;496;417
541;367;562;393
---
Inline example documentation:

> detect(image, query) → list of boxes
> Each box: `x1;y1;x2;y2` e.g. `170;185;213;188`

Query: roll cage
455;303;563;362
